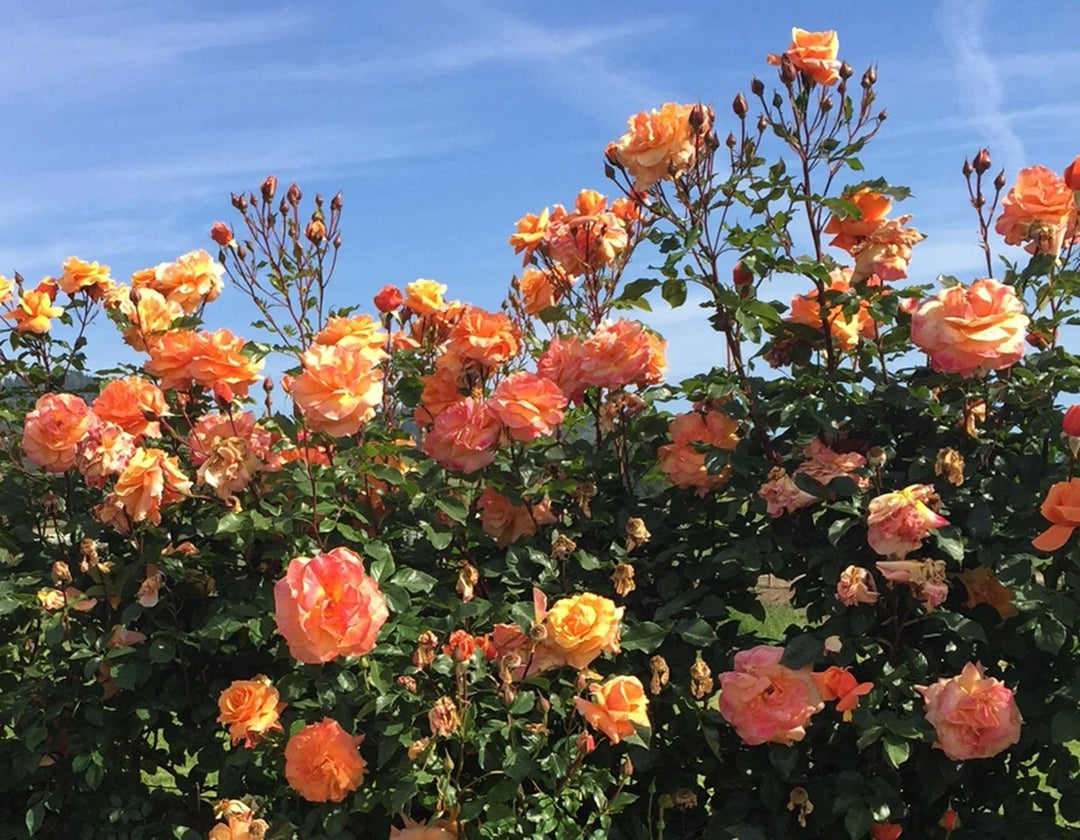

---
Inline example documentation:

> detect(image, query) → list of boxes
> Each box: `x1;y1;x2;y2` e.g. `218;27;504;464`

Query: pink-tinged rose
112;447;192;526
766;28;840;86
22;393;93;472
75;421;137;488
574;675;651;744
718;645;824;746
758;467;817;517
836;564;879;606
658;410;740;495
537;335;589;403
389;816;458;840
796;438;869;489
543;201;629;274
274;547;389;663
1065;156;1080;191
850;216;924;283
911;279;1029;377
580;319;667;391
916;662;1022;760
487;372;567;441
1064;405;1080;437
876;559;949;611
92;376;168;440
136;564;164;608
995;165;1076;254
422;397;502;473
1032;478;1080;551
866;484;948;557
476;487;557;548
107;626;147;648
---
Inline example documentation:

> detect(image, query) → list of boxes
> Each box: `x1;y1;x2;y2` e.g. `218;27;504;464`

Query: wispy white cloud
936;0;1025;176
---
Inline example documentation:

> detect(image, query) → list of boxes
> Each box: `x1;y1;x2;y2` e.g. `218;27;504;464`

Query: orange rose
609;103;706;190
824;189;893;252
575;675;650;744
313;315;388;361
389;816;458;840
812;666;873;717
580;319;667;390
422;397;502;473
518;266;569;315
92;376;168;440
477;487;557;548
767;28;841;86
274;547;389;663
545;205;629;275
217;676;285;747
112;447;192;525
445;305;521;370
405;279;447;315
75;421;136;488
658;409;740;494
145;329;263;398
544;592;623;670
1032;478;1080;552
537;335;588;403
509;207;551;264
5;287;64;333
59;256;115;299
284;718;366;803
995;165;1076;254
374;284;403;312
957;566;1017;619
288;344;384;437
911;278;1028;376
415;360;467;426
0;274;14;306
788;270;877;351
488;372;567;441
137;250;224;313
22;393;93;472
867;484;948;557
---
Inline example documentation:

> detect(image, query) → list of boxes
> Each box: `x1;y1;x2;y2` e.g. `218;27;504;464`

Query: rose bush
2;25;1080;840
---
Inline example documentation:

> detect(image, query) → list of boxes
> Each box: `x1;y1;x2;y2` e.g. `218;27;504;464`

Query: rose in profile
217;676;285;747
916;662;1022;760
911;279;1028;376
284;718;366;802
274;547;389;663
574;675;651;744
767;28;841;86
718;645;824;745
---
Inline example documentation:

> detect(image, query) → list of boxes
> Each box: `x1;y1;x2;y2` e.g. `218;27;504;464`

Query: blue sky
3;0;1079;382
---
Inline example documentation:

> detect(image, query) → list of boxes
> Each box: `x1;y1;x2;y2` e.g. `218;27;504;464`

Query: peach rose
404;279;447;316
284;718;367;802
0;274;14;306
911;279;1029;376
136;563;164;608
836;564;880;607
75;421;137;488
509;207;550;263
658;410;740;495
313;315;388;361
112;447;192;525
518;266;571;315
545;205;630;275
111;286;184;351
544;592;623;670
580;319;667;390
758;467;817;517
488;372;567;441
150;249;224;312
187;412;272;466
796;438;870;489
445;305;521;370
850;216;924;282
1032;478;1080;551
876;559;949;611
609;102;706;190
916;662;1022;760
145;329;262;399
217;676;285;747
477;487;557;547
5;287;64;333
866;484;948;557
995;165;1076;254
92;376;168;440
274;547;388;663
415;360;467;426
537;335;589;403
718;645;824;745
767;28;841;86
107;625;147;648
288;344;384;437
957;566;1017;619
389;816;458;840
422;397;502;473
199;437;260;499
825;189;893;252
209;811;269;840
22;393;93;472
574;675;651;744
59;257;115;299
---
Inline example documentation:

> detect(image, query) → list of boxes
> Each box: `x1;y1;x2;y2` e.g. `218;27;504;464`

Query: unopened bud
973;148;992;174
994;170;1007;191
128;287;141;305
287;183;302;205
861;65;877;88
940;808;958;831
732;93;748;118
704;131;720;151
725;132;737;149
305;219;326;243
604;162;616;180
210;221;234;247
621;756;634;777
962;159;974;177
772;91;784;109
333;235;342;249
260;175;277;203
867;446;887;470
750;77;765;97
262;376;274;393
839;61;854;80
688;103;707;132
779;54;797;84
877;109;887;121
230;193;248;212
757;114;768;133
331;192;343;211
314;193;324;208
821;95;833;112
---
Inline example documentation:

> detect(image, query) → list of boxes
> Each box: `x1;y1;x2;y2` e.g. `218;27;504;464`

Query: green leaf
661;278;687;308
620;621;668;652
934;526;965;561
1050;709;1080;743
882;736;910;768
780;634;819;669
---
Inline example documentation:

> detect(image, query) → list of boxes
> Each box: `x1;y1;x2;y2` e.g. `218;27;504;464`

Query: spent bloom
866;484;948;557
876;559;949;612
836;564;880;607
